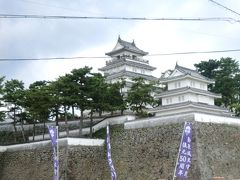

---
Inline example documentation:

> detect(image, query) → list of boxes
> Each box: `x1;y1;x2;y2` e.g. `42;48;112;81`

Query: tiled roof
106;37;148;56
98;58;156;71
105;70;158;81
174;63;214;82
159;64;214;83
155;86;221;98
149;101;232;114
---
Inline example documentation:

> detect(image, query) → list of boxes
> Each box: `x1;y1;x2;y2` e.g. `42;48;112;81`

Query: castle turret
149;64;233;117
99;36;157;93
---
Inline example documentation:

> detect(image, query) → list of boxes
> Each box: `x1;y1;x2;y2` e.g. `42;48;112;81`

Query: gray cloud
0;0;240;85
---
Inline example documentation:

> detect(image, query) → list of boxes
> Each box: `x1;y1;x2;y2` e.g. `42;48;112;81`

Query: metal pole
172;122;187;180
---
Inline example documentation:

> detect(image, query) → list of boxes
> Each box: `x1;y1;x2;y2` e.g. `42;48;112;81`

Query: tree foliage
0;76;5;121
127;77;156;116
25;81;52;121
195;57;240;114
0;65;157;140
2;79;25;141
2;79;25;121
69;66;92;136
105;81;126;114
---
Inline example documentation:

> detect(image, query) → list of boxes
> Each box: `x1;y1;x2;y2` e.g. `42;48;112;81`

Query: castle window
190;81;195;87
178;96;184;102
141;69;145;74
175;81;181;88
166;98;172;104
200;83;205;89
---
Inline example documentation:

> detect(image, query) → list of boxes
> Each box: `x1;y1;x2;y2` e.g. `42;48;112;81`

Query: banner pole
172;122;187;180
106;124;117;180
57;126;59;180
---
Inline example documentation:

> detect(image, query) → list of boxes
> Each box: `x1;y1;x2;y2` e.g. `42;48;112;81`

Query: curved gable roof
106;36;148;56
161;63;214;83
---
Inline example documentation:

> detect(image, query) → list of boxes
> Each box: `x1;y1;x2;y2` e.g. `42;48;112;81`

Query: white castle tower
149;63;233;117
99;36;157;93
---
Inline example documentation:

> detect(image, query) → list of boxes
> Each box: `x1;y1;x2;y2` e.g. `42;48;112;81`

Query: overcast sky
1;0;240;86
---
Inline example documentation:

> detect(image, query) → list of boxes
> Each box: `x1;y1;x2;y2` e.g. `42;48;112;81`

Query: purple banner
106;125;117;180
48;126;57;147
175;122;192;179
53;158;59;180
48;126;59;180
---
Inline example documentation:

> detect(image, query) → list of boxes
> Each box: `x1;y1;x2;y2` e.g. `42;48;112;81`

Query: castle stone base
1;113;240;180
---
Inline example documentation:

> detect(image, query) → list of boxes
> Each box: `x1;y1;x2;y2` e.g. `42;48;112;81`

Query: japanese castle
149;63;233;117
99;36;157;94
99;36;233;117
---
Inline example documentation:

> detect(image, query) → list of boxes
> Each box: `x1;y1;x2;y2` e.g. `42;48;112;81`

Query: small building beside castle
99;36;157;94
149;63;233;117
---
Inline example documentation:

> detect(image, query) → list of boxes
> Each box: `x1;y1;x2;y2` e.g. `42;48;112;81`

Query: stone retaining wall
1;119;240;180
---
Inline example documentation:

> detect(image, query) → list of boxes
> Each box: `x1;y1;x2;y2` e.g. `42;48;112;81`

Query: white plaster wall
67;138;104;146
186;93;198;102
176;93;214;105
124;113;194;129
194;113;240;125
168;80;182;90
162;95;185;105
181;79;188;87
106;65;125;74
0;138;105;152
126;65;152;75
187;79;207;90
197;95;214;105
171;96;180;104
162;93;190;105
124;113;240;130
168;79;208;91
154;107;194;117
162;92;215;106
162;97;168;105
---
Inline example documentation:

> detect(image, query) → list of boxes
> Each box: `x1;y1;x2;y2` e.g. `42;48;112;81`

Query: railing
0;113;136;145
106;55;149;65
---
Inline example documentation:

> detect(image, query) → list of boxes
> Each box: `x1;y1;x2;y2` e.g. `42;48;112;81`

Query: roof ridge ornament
175;61;179;68
118;35;121;41
132;39;135;46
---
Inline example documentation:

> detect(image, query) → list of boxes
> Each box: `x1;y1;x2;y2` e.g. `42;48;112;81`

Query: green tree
24;81;52;140
195;59;219;91
48;81;63;127
195;59;219;79
2;79;25;142
105;82;126;115
70;66;92;136
0;76;5;121
127;77;156;116
52;74;77;136
87;73;108;137
194;57;240;111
